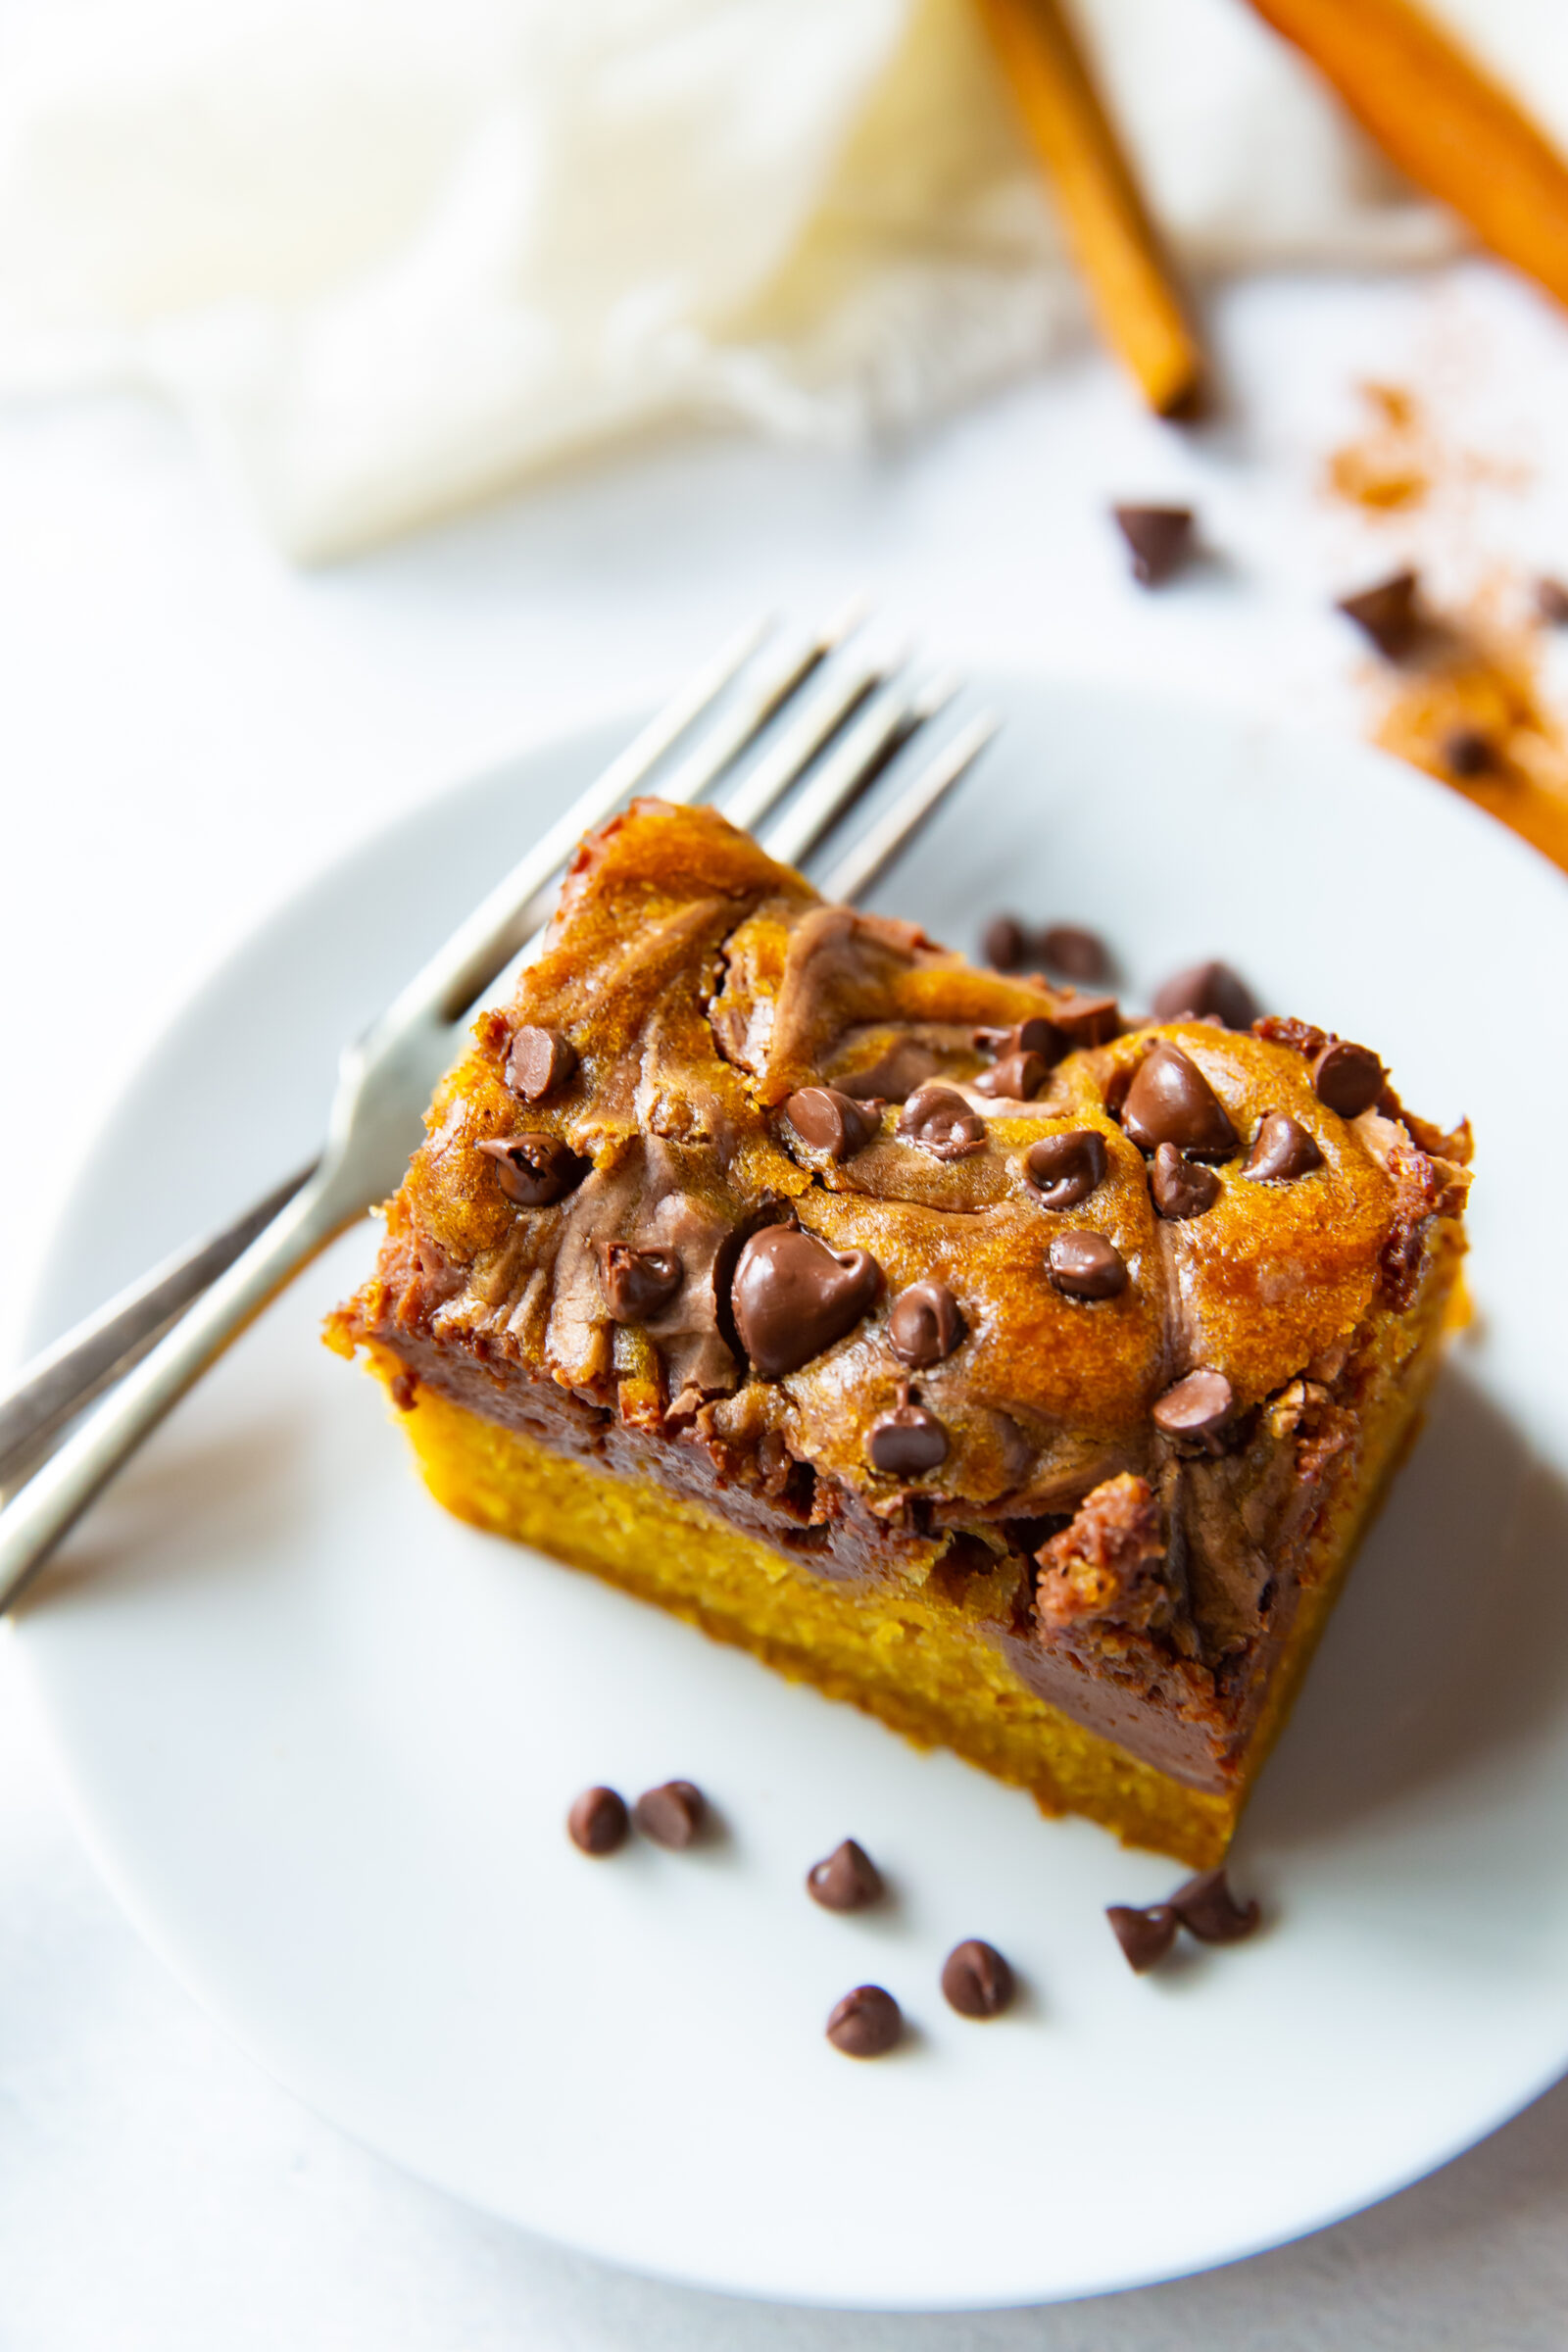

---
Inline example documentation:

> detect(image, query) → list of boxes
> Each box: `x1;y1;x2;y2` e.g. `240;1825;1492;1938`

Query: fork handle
0;1167;360;1617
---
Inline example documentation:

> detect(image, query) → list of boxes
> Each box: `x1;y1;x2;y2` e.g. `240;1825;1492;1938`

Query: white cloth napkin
0;0;1558;561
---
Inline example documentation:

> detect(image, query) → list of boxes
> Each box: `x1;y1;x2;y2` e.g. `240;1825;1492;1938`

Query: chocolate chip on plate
1442;726;1493;779
1040;923;1110;983
807;1838;884;1913
633;1780;706;1849
732;1227;882;1380
1336;567;1423;660
887;1281;966;1369
1152;1367;1233;1438
1106;1902;1179;1974
784;1085;880;1161
1113;504;1195;587
1150;1141;1221;1220
1539;575;1568;626
601;1243;682;1321
1243;1112;1322;1183
1048;1230;1127;1300
1023;1128;1107;1211
941;1939;1015;2019
972;1050;1051;1101
1120;1044;1238;1158
897;1083;987;1160
826;1984;903;2058
1171;1866;1261;1944
866;1396;950;1476
1152;959;1258;1031
504;1023;578;1102
567;1786;629;1856
1311;1039;1385;1118
982;913;1030;971
477;1133;589;1206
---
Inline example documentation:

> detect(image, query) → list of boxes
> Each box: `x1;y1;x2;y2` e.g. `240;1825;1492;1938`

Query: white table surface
5;257;1568;2349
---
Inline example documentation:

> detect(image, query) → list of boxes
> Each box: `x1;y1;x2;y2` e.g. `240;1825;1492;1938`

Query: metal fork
0;615;997;1615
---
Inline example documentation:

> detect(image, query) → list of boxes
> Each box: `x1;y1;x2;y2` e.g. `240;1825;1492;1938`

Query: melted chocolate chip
975;1016;1064;1064
1171;1866;1261;1944
1312;1038;1385;1118
1337;568;1423;660
601;1243;682;1321
1024;1129;1107;1211
941;1939;1015;2018
1443;726;1493;778
504;1023;578;1102
1152;960;1258;1031
1048;1230;1127;1300
1113;504;1195;586
1120;1044;1238;1158
1107;1902;1178;1974
1150;1142;1220;1220
1539;575;1568;626
783;1085;879;1160
806;1838;883;1913
633;1781;706;1849
887;1281;966;1369
973;1050;1051;1101
1243;1112;1323;1183
732;1227;882;1380
826;1984;902;2058
866;1398;950;1476
1041;923;1109;983
1052;993;1122;1048
982;914;1029;970
1152;1367;1233;1438
897;1083;987;1160
477;1133;589;1206
566;1786;628;1856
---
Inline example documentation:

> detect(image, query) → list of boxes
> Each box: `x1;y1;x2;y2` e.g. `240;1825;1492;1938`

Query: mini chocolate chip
1120;1044;1238;1158
567;1786;628;1856
1243;1112;1323;1183
1152;960;1258;1031
888;1281;966;1369
1443;726;1493;778
806;1838;883;1912
633;1780;706;1849
601;1243;682;1321
982;914;1030;971
973;1050;1050;1101
897;1083;987;1160
1113;504;1195;586
866;1399;950;1476
1107;1902;1178;1973
1337;568;1423;660
941;1939;1015;2019
1024;1129;1107;1210
1048;1230;1127;1300
732;1227;883;1380
1312;1038;1385;1118
1040;923;1109;983
1150;1142;1220;1220
505;1023;578;1102
1171;1866;1261;1944
1052;992;1122;1048
477;1133;589;1206
784;1085;879;1160
1539;575;1568;625
826;1984;902;2058
1152;1367;1233;1438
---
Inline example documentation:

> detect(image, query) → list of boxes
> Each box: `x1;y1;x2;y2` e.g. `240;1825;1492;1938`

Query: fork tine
819;710;1001;906
758;669;957;872
649;602;867;820
716;647;886;836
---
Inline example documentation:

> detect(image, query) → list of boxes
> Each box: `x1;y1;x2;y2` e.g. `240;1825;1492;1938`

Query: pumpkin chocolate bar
327;799;1470;1865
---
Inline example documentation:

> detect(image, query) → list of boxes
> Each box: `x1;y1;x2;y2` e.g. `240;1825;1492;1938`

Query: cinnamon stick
976;0;1205;416
1246;0;1568;313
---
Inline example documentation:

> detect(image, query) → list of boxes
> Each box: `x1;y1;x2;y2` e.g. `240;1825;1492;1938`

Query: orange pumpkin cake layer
327;800;1471;1864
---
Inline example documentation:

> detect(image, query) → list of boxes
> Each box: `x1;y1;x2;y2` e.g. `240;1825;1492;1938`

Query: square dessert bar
328;799;1471;1864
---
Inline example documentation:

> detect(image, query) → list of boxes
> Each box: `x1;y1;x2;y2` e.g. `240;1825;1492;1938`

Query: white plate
16;677;1568;2312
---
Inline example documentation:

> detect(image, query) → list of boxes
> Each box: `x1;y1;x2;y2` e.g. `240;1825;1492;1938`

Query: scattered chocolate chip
1539;575;1568;626
1120;1044;1238;1158
1152;1367;1233;1438
1442;725;1493;778
1113;504;1195;586
806;1838;883;1912
567;1786;628;1856
826;1984;902;2058
982;914;1030;971
633;1780;706;1849
1311;1038;1385;1118
601;1243;682;1321
1152;959;1258;1031
1023;1128;1107;1210
504;1023;578;1102
1150;1142;1221;1220
897;1083;988;1160
1052;993;1122;1048
784;1085;880;1160
941;1938;1015;2018
477;1133;589;1206
732;1226;883;1380
1337;567;1423;660
1040;924;1110;983
1048;1230;1128;1300
1171;1866;1261;1944
973;1050;1051;1101
1107;1902;1178;1974
866;1396;950;1476
887;1281;965;1369
1243;1111;1323;1183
